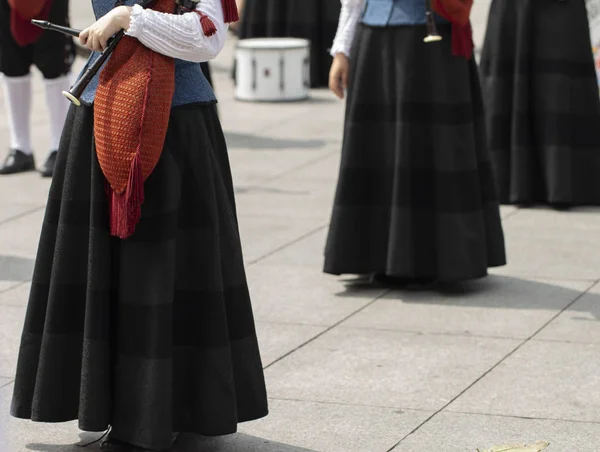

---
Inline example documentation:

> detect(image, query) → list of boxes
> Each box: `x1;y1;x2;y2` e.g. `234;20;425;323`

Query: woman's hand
329;53;350;100
79;6;132;52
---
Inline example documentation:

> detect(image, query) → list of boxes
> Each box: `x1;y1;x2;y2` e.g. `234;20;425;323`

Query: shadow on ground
0;256;34;282
225;132;325;150
25;433;316;452
337;274;599;321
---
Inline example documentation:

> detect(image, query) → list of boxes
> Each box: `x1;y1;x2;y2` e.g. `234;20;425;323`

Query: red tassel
109;153;145;239
221;0;239;23
199;12;217;37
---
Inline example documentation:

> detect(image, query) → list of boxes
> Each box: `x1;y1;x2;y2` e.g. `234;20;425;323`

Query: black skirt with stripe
10;103;268;450
480;0;600;206
324;24;506;282
237;0;340;88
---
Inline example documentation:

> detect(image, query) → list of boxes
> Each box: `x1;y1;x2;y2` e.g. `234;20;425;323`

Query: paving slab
0;209;44;259
448;340;600;423
391;411;600;452
264;327;521;411
535;281;600;344
494;213;600;281
246;264;385;326
0;306;26;379
235;172;336;221
257;225;328;268
237;215;325;264
239;398;432;452
255;321;326;367
343;275;591;339
229;148;333;187
0;282;30;308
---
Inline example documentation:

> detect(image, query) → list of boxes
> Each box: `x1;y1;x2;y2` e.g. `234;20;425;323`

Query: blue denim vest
362;0;447;26
77;0;216;106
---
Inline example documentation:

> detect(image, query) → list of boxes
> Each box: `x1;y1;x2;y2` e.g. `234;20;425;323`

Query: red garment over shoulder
431;0;474;59
8;0;53;46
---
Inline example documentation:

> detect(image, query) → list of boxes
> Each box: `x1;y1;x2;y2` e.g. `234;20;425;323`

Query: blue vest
78;0;216;107
362;0;447;26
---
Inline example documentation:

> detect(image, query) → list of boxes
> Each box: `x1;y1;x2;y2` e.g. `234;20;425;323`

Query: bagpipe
32;0;238;239
424;0;474;59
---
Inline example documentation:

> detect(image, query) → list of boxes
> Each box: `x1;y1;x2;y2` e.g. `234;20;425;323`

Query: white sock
44;74;71;153
1;74;32;155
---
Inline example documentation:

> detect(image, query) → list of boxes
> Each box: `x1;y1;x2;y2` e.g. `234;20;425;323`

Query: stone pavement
1;2;600;451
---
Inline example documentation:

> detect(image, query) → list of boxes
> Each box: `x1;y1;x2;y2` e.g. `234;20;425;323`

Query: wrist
117;5;132;30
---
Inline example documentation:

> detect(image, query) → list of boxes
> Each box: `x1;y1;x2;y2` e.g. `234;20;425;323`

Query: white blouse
330;0;366;57
126;0;228;63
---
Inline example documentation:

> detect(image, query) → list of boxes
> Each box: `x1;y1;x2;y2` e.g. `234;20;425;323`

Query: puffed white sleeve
330;0;365;58
125;0;228;63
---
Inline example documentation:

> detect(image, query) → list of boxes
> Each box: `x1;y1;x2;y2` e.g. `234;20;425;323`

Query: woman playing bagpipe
10;0;268;450
0;0;74;176
325;0;506;286
480;0;600;207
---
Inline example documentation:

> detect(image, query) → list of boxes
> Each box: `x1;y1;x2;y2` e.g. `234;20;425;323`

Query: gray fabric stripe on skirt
324;24;506;282
480;0;600;205
10;103;268;451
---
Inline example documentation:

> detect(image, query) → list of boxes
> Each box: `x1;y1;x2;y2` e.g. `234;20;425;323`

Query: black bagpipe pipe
424;0;442;43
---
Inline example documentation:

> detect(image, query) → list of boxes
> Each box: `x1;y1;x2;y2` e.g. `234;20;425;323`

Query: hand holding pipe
31;0;155;106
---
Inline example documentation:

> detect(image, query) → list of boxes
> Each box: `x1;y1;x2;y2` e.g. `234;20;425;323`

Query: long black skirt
324;24;506;282
480;0;600;206
10;103;268;450
237;0;340;88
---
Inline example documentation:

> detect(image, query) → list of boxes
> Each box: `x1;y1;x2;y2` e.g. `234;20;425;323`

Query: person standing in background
480;0;600;208
0;0;74;177
325;0;506;286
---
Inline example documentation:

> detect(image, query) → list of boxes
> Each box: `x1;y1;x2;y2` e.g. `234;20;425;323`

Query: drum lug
280;55;285;93
252;56;257;91
303;57;310;88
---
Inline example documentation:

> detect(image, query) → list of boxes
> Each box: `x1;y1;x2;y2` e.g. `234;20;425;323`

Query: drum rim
237;37;311;50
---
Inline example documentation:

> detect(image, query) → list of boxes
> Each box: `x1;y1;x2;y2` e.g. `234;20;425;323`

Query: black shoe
39;150;57;178
0;149;35;175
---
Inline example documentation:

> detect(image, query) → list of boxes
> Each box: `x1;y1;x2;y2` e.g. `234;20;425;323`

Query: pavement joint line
384;278;598;452
529;337;600;346
332;325;540;342
490;273;600;284
0;280;28;296
443;409;600;425
267;396;433;413
263;289;391;370
0;205;46;228
0;379;14;390
247;223;329;267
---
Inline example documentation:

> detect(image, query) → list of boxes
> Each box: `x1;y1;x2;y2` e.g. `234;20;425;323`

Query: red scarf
431;0;473;59
8;0;53;46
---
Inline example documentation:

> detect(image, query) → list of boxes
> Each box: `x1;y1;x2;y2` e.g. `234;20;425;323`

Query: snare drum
235;38;311;102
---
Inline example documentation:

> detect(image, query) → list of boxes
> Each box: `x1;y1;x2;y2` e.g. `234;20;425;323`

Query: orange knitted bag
94;0;238;239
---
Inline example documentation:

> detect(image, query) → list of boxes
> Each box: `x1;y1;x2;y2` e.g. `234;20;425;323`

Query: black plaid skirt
10;103;268;450
324;24;507;282
237;0;340;88
480;0;600;206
